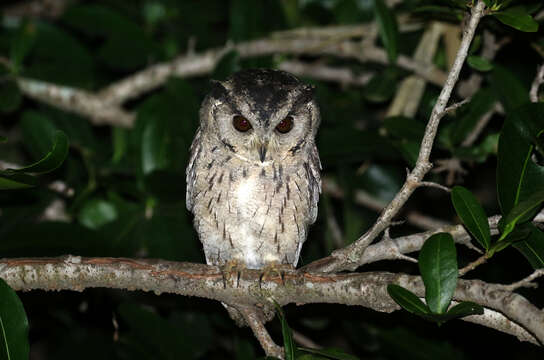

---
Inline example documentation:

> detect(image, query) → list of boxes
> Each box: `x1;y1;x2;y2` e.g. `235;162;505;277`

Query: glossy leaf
497;113;544;216
212;50;241;81
491;66;529;114
363;69;398;103
499;190;544;241
299;347;360;360
508;102;544;156
513;224;544;269
419;233;458;314
22;23;94;88
445;301;484;318
10;21;37;69
490;223;532;254
451;186;491;250
387;284;430;316
493;7;539;32
374;0;398;63
0;172;38;190
274;302;296;360
8;131;69;174
63;5;155;70
383;116;425;142
449;88;496;146
467;55;493;71
78;198;118;230
0;278;30;360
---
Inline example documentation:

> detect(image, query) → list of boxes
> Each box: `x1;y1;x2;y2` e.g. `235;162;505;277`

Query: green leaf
0;172;38;190
374;0;398;63
387;284;430;316
363;69;398;103
513;224;544;268
417;301;484;325
467;55;493;71
451;186;491;250
419;233;458;314
508;102;544;156
499;189;544;241
274;302;296;360
0;278;30;360
445;301;484;318
493;6;539;32
299;347;360;360
452;133;499;162
392;140;420;167
449;88;496;146
491;66;529;114
20;110;58;160
8;131;69;174
497;108;544;216
10;21;37;70
22;22;94;88
78;198;118;230
383;116;425;142
63;5;155;70
212;50;241;81
0;79;22;114
489;223;532;254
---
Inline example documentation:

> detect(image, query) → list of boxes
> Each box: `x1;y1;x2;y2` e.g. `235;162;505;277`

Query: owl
186;69;321;272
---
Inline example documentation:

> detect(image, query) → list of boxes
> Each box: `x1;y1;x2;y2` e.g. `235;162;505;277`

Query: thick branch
304;1;487;273
0;256;541;344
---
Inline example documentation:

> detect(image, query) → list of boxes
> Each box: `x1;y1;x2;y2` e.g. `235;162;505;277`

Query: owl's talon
259;263;294;288
221;259;245;288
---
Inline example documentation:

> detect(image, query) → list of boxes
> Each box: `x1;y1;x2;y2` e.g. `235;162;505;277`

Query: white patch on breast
233;175;261;268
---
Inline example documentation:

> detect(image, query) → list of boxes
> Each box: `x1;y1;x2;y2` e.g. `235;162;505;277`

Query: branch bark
0;256;541;344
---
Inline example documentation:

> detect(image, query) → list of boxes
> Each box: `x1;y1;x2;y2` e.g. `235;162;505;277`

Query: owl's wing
308;143;322;224
186;127;202;212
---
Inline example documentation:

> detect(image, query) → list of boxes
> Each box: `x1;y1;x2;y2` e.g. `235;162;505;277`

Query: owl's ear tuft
294;84;316;108
209;80;229;100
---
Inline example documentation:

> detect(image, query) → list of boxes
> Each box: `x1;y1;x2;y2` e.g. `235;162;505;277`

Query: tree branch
15;28;448;127
0;256;541;344
302;1;487;273
239;307;284;358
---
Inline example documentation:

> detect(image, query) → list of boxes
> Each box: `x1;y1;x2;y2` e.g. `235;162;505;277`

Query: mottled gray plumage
186;69;321;270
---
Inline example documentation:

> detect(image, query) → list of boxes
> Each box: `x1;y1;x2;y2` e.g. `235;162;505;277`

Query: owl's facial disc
207;69;318;165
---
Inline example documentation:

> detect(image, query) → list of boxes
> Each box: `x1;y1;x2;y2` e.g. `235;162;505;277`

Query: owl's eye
232;115;252;132
276;116;294;134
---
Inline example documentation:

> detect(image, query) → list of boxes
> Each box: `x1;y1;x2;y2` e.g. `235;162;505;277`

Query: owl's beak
258;144;267;163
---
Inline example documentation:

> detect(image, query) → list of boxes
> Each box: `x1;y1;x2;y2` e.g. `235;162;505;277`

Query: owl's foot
221;259;245;288
259;263;295;289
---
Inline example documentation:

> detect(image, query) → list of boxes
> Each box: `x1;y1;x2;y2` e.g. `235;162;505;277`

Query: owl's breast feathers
186;141;321;269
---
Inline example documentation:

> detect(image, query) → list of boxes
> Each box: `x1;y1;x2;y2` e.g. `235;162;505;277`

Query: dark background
0;0;543;358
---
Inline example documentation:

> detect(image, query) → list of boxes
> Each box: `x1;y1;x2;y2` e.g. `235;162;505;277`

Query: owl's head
200;69;320;164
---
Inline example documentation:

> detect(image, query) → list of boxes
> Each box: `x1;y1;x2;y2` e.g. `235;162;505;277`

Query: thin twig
494;270;544;292
302;1;487;273
460;102;501;147
239;307;284;359
459;253;490;276
418;181;451;193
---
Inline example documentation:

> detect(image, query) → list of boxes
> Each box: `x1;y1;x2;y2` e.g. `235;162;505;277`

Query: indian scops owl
186;69;321;271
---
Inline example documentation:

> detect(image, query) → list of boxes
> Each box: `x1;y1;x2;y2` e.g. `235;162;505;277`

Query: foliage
0;0;543;359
